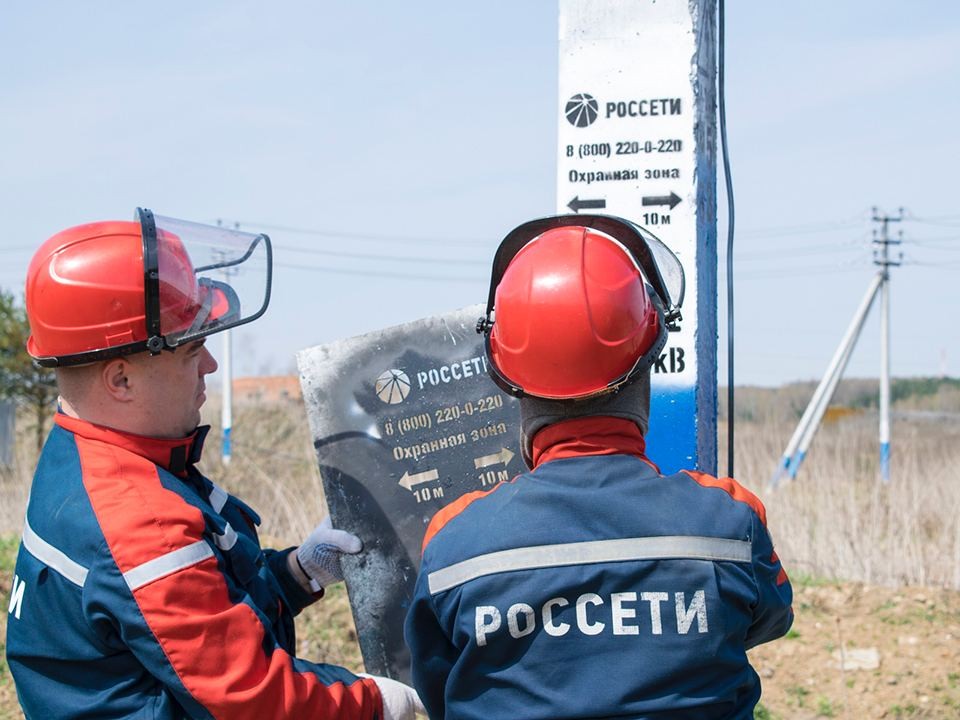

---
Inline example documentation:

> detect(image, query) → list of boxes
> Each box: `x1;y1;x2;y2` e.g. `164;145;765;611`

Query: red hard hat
25;220;233;365
487;224;666;400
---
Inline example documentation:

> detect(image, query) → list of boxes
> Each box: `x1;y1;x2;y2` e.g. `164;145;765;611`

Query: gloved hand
360;674;425;720
293;516;362;592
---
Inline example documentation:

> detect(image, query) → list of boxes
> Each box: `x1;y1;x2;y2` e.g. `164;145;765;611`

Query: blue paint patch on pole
880;442;890;483
788;450;806;479
557;0;718;476
647;386;697;474
693;0;719;477
223;427;232;463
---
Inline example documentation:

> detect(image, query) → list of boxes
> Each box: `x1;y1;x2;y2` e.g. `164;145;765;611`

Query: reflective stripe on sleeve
209;484;229;513
427;535;751;595
214;523;238;551
21;516;89;587
123;540;214;592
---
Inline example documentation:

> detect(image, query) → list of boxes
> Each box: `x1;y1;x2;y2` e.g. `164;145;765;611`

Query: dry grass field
1;378;958;718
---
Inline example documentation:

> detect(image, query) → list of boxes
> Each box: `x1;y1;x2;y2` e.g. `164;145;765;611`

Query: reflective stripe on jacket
6;413;381;720
405;416;793;720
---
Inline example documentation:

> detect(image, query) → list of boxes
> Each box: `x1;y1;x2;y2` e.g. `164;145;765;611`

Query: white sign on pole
558;0;717;473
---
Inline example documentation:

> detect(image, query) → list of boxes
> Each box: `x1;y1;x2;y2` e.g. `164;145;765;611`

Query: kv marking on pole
399;469;439;491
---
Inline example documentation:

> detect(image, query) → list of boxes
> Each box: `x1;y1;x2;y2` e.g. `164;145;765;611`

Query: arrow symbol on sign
473;447;515;470
399;468;439;491
567;196;607;213
642;191;681;210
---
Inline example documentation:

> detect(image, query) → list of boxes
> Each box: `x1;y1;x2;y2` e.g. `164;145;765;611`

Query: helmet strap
137;208;164;354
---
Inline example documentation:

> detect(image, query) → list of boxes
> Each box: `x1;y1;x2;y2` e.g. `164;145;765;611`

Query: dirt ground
2;564;959;719
748;579;960;719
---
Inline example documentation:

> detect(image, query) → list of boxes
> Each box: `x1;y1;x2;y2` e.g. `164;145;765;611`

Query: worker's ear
101;358;135;402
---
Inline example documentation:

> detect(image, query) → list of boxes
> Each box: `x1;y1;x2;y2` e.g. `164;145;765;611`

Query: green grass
879;603;954;627
754;703;778;719
888;704;921;718
816;695;837;717
790;572;836;589
1;534;23;719
0;536;17;576
786;685;811;708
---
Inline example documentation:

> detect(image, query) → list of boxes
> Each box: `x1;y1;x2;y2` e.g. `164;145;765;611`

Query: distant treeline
718;377;960;422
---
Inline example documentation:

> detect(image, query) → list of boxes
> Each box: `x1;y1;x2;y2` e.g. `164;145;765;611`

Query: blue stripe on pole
769;456;790;489
646;385;697;475
223;426;232;461
788;450;807;480
880;442;890;483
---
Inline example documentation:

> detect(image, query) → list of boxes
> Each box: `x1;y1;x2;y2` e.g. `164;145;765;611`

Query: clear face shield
138;209;272;353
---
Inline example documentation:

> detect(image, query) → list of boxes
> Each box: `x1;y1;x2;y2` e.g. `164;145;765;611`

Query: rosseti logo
565;93;599;127
375;369;412;404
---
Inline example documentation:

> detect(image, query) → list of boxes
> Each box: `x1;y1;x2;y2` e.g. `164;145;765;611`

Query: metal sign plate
558;0;717;474
296;305;520;681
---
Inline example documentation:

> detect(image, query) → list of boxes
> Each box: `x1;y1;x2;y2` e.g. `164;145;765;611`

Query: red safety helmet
26;209;271;367
477;214;684;400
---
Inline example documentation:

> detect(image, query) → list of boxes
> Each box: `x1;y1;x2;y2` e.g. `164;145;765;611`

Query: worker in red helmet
405;215;792;719
6;210;423;720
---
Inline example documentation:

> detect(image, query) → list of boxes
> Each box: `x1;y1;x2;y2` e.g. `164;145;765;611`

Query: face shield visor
139;208;272;353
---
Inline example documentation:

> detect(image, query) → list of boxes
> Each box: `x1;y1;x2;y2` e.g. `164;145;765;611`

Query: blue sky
1;1;957;386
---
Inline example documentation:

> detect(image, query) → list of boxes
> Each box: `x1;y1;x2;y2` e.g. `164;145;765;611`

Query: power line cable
903;236;960;248
273;242;488;267
735;241;867;262
275;235;873;267
908;219;960;228
736;215;867;239
222;219;493;247
720;260;871;280
901;209;960;228
272;259;481;283
903;258;960;267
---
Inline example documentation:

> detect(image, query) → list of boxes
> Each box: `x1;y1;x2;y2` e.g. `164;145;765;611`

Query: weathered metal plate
296;305;520;681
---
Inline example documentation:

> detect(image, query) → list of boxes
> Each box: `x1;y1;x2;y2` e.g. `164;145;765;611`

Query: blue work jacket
405;416;793;720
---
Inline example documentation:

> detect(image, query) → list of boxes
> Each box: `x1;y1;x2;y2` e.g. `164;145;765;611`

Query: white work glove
294;516;362;592
360;674;425;720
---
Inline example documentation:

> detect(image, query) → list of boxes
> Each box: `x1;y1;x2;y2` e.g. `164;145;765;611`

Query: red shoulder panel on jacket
681;470;768;527
75;433;382;718
134;558;381;718
421;483;509;555
75;433;205;570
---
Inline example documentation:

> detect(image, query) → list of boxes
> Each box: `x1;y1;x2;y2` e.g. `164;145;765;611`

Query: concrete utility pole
215;221;236;466
557;0;718;475
770;274;882;488
221;325;233;466
872;207;903;483
770;208;903;488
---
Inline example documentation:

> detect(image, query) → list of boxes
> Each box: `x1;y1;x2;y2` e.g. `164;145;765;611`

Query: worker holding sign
405;215;792;719
5;212;422;720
